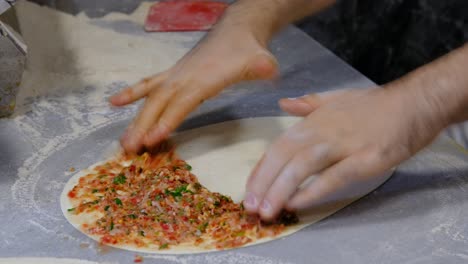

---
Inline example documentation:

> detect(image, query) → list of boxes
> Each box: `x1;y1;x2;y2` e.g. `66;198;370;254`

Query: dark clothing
297;0;468;84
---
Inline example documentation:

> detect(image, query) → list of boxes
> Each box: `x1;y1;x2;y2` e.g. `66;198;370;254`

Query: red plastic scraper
144;0;228;32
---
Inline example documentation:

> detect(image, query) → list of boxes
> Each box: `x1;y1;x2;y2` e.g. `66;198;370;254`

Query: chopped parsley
115;198;123;206
196;202;204;211
128;214;137;219
67;207;75;212
113;174;127;184
198;222;208;232
104;205;110;211
91;189;99;193
173;164;192;171
139;230;145;236
220;195;231;202
235;230;245;237
165;184;193;198
159;243;169;249
110;221;114;231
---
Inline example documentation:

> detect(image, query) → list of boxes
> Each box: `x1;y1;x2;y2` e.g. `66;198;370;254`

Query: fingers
117;41;280;153
279;94;323;116
143;88;205;146
286;150;381;210
142;53;279;148
110;73;166;106
121;88;174;153
259;143;342;220
279;89;352;116
244;126;310;214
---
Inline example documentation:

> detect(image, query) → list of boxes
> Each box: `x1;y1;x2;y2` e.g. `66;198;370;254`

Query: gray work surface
1;2;468;264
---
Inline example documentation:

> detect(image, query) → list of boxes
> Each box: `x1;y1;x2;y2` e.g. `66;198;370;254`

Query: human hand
110;25;278;153
243;86;449;220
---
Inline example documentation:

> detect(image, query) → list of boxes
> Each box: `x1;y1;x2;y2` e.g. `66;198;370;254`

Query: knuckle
282;163;306;187
140;77;152;85
163;78;184;91
310;143;331;162
139;77;157;90
363;145;389;166
292;154;310;171
121;87;134;98
330;169;353;188
178;90;204;107
290;123;315;142
279;131;299;146
147;90;161;101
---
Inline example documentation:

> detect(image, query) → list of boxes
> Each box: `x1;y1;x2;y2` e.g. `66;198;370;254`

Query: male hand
244;86;448;220
110;27;278;153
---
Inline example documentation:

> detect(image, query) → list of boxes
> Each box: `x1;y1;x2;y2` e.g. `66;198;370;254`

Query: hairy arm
245;43;468;220
397;43;468;125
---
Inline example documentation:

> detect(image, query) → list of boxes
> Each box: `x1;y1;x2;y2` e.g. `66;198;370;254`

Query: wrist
384;73;451;136
414;44;468;125
217;0;281;46
388;44;468;129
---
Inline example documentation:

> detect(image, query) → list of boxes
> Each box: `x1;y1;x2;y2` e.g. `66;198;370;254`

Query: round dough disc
61;117;393;254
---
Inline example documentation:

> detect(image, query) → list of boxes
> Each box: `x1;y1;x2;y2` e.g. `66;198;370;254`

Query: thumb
279;94;324;116
279;89;351;116
244;51;279;81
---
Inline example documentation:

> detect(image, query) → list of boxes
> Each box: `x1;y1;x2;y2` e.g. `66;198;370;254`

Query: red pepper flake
134;254;143;263
69;167;76;172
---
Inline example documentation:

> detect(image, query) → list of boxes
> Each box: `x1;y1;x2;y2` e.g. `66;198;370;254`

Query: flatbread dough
61;116;393;254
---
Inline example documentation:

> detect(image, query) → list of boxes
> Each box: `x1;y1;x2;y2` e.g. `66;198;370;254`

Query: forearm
218;0;336;45
394;43;468;127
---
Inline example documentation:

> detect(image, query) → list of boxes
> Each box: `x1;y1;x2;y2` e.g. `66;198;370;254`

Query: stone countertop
1;1;468;263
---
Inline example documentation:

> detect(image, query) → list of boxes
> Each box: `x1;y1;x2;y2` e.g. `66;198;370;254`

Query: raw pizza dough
61;116;393;254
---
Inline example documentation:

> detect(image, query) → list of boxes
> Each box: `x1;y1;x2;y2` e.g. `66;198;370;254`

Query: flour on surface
143;252;295;264
10;0;191;258
11;0;189;209
0;258;114;264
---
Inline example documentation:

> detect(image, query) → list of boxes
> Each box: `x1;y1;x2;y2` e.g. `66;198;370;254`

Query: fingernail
287;95;305;100
260;199;272;214
244;192;258;209
109;94;123;105
126;128;144;152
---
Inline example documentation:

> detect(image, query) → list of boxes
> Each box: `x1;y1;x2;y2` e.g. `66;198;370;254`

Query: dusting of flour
11;0;188;210
7;2;294;263
9;0;180;257
142;253;295;264
0;258;113;264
